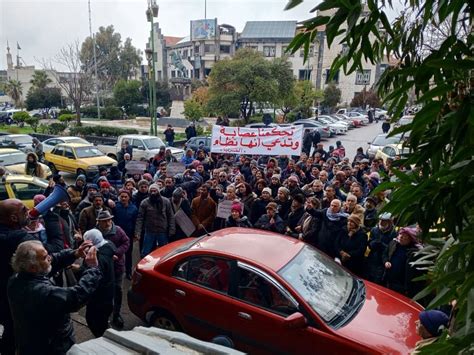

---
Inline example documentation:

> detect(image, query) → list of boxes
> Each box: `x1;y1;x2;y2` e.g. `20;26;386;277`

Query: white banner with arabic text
211;125;303;156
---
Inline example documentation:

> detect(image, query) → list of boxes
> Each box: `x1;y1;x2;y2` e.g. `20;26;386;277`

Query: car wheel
49;163;58;174
150;310;181;331
77;169;86;177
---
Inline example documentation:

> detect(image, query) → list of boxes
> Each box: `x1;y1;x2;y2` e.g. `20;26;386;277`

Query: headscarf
83;228;108;248
326;208;349;221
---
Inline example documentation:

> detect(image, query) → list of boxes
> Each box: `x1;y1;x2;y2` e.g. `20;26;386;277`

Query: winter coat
276;199;292;220
365;226;397;284
191;196;217;232
113;202;138;238
225;216;252;228
164;128;175;142
67;185;83;212
87;242;115;306
298;212;321;247
241;193;257;217
335;227;368;276
133;191;149;209
101;224;130;275
75;197;92;221
254;214;285;234
78;206;111;233
7;250;102;355
170;198;193;240
135;196;176;236
306;208;347;258
250;198;272;225
286;207;305;234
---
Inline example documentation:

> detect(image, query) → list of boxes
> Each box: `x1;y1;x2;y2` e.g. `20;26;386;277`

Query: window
53;146;64;156
183;49;188;58
46;139;59;146
220;45;231;54
194;45;200;55
355;70;371;85
325;69;339;84
184;257;231;293
299;46;314;57
204;44;215;53
64;148;75;159
131;139;145;150
171;71;176;78
11;183;45;200
263;46;276;57
299;69;311;81
282;46;293;57
0;184;9;200
237;265;297;316
383;146;396;156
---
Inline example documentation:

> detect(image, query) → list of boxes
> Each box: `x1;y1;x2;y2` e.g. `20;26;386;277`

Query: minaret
6;42;14;70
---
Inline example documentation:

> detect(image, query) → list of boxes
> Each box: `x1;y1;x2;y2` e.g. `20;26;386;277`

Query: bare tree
42;41;93;125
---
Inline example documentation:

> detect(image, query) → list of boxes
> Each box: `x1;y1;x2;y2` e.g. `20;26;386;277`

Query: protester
78;193;111;232
25;152;47;178
335;214;368;276
191;184;217;235
413;310;450;353
164;125;175;147
7;240;100;355
225;202;252;228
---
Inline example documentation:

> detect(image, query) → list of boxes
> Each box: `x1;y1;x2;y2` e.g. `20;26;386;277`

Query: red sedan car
128;228;423;354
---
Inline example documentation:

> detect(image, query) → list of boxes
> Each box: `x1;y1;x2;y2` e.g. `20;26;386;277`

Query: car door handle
175;289;186;297
238;312;252;320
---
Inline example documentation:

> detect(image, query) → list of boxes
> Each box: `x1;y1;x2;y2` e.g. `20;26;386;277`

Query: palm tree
5;79;23;107
30;70;52;90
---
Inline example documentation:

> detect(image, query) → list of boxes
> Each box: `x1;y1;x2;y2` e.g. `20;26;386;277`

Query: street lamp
146;0;159;136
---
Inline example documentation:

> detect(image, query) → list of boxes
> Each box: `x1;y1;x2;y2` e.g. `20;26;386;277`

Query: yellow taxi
0;148;52;178
44;143;117;179
0;174;48;208
375;143;411;165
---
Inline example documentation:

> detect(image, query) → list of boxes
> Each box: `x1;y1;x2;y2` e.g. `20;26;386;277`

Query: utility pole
88;0;101;120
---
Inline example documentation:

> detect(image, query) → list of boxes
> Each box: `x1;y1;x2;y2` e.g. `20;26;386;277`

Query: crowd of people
0;131;453;354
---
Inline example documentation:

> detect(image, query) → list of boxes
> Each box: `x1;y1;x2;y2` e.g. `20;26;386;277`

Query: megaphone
29;185;70;219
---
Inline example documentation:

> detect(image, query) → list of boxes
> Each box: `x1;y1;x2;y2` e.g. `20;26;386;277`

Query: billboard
191;19;217;40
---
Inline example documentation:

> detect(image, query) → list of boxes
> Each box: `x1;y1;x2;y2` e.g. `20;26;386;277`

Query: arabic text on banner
210;125;303;156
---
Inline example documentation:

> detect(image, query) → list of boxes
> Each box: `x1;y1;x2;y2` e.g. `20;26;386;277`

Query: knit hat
143;173;153;181
262;187;272;195
138;179;149;188
76;174;86;183
271;174;281;180
288;175;299;183
33;194;46;206
231;202;242;214
379;212;393;220
419;310;449;337
278;187;290;197
399;226;418;241
86;184;99;192
348;214;362;228
149;183;160;192
83;228;108;248
191;160;201;168
172;187;184;199
100;181;111;189
266;202;278;211
118;189;132;198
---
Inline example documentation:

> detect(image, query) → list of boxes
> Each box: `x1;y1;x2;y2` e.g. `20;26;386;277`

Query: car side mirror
138;146;145;150
284;312;307;329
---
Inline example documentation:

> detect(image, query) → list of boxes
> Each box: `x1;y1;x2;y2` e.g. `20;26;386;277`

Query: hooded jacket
135;195;176;236
100;223;130;274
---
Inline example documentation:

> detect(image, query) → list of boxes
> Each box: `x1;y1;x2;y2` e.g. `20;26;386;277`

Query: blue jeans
141;232;168;258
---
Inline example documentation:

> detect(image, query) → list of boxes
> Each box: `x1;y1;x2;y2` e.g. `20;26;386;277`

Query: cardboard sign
216;200;243;219
175;209;196;237
167;162;186;177
125;160;147;175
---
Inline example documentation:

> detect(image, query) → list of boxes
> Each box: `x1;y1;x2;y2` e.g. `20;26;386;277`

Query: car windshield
279;245;362;327
143;137;166;150
373;135;400;146
66;138;88;144
0;152;27;165
75;146;104;158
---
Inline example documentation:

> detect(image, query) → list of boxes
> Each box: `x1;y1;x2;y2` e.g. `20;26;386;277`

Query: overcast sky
0;0;324;70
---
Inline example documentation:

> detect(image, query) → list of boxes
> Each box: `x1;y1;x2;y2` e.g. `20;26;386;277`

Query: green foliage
113;79;142;110
207;49;293;123
322;82;341;111
141;81;172;109
58;114;75;127
103;106;122;120
12;111;30;123
80;25;142;87
127;104;148;117
59;109;72;116
286;111;297;122
350;89;381;108
69;125;138;137
80;106;99;119
294;80;323;118
287;0;473;352
183;99;204;121
29;70;52;90
4;79;23;107
24;116;40;132
48;123;67;135
25;87;62;110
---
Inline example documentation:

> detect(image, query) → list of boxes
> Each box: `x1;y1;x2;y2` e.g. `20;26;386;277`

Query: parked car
42;136;90;154
375;143;411;164
345;112;370;124
367;134;403;158
334;114;363;127
97;135;184;161
45;143;117;179
394;115;414;128
0;134;34;153
0;174;48;209
244;123;280;129
317;116;349;134
129;228;423;354
293;119;332;138
184;136;211;153
0;148;51;178
374;108;388;120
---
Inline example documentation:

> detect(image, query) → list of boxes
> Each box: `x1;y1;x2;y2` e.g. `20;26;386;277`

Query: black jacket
306;208;347;258
254;214;285;234
7;250;102;355
87;242;115;306
335;227;368;276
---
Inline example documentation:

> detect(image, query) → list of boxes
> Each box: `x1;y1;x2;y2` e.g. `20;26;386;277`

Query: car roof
2;174;48;186
121;134;159;139
0;148;22;154
188;227;304;271
46;136;85;141
55;142;92;148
